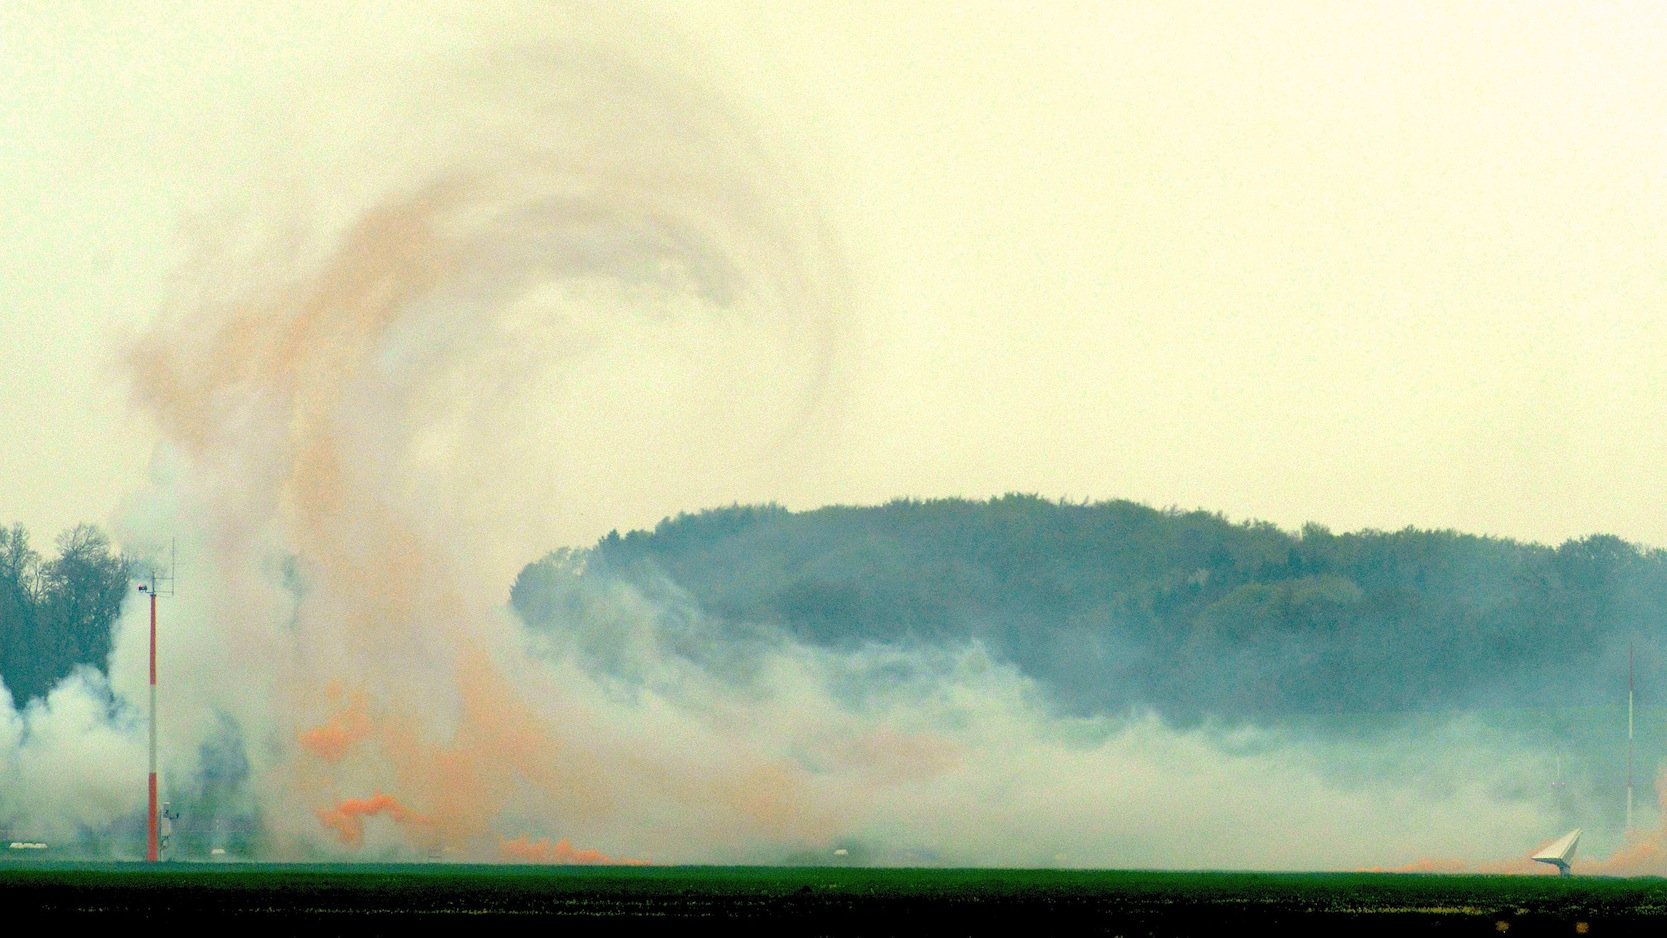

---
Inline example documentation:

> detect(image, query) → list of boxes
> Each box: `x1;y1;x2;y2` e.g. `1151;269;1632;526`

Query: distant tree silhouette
0;523;131;707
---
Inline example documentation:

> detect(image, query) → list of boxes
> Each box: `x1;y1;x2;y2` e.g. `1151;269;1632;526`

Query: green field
4;864;1667;935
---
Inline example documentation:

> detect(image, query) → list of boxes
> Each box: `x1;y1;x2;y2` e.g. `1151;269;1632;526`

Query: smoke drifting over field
0;7;1659;871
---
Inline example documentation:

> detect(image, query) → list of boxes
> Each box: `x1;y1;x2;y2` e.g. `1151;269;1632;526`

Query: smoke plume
103;17;846;863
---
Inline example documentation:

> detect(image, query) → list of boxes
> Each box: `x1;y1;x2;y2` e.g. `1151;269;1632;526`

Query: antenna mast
138;540;175;863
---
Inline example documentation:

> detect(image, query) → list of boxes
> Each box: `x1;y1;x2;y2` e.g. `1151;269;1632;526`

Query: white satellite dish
1531;828;1582;877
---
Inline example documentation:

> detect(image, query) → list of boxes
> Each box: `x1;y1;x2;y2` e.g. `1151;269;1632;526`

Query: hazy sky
5;1;1667;554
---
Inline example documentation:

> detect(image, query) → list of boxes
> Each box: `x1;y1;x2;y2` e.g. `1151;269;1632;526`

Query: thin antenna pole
147;573;158;862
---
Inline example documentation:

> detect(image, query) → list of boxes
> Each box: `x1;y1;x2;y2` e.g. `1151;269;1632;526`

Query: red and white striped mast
144;575;158;862
137;543;173;863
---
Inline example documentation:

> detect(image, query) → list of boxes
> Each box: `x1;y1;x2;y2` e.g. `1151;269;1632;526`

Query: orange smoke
299;689;374;763
125;47;846;862
316;792;431;847
1361;854;1555;876
1591;833;1667;875
1583;767;1667;875
1367;775;1667;878
499;835;648;866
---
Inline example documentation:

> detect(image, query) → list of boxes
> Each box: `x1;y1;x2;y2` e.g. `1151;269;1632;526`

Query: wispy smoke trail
111;23;845;861
317;792;428;849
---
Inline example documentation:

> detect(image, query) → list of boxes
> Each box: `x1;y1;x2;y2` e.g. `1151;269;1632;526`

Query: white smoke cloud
0;669;145;846
510;580;1575;868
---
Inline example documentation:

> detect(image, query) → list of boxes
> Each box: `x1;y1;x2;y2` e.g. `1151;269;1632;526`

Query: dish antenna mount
1531;828;1582;877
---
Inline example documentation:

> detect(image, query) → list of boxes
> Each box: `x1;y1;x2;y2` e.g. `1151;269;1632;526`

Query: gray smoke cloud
0;669;144;848
0;4;1657;872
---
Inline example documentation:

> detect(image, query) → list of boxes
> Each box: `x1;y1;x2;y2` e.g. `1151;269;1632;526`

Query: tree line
512;495;1665;722
0;523;131;708
6;495;1658;725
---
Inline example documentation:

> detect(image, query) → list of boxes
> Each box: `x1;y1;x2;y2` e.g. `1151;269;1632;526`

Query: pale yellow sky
3;1;1666;554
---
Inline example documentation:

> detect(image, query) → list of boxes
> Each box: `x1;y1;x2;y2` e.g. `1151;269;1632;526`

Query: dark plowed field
4;864;1664;936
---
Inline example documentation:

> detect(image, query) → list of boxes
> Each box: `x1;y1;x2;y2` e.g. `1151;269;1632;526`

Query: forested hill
511;495;1665;721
